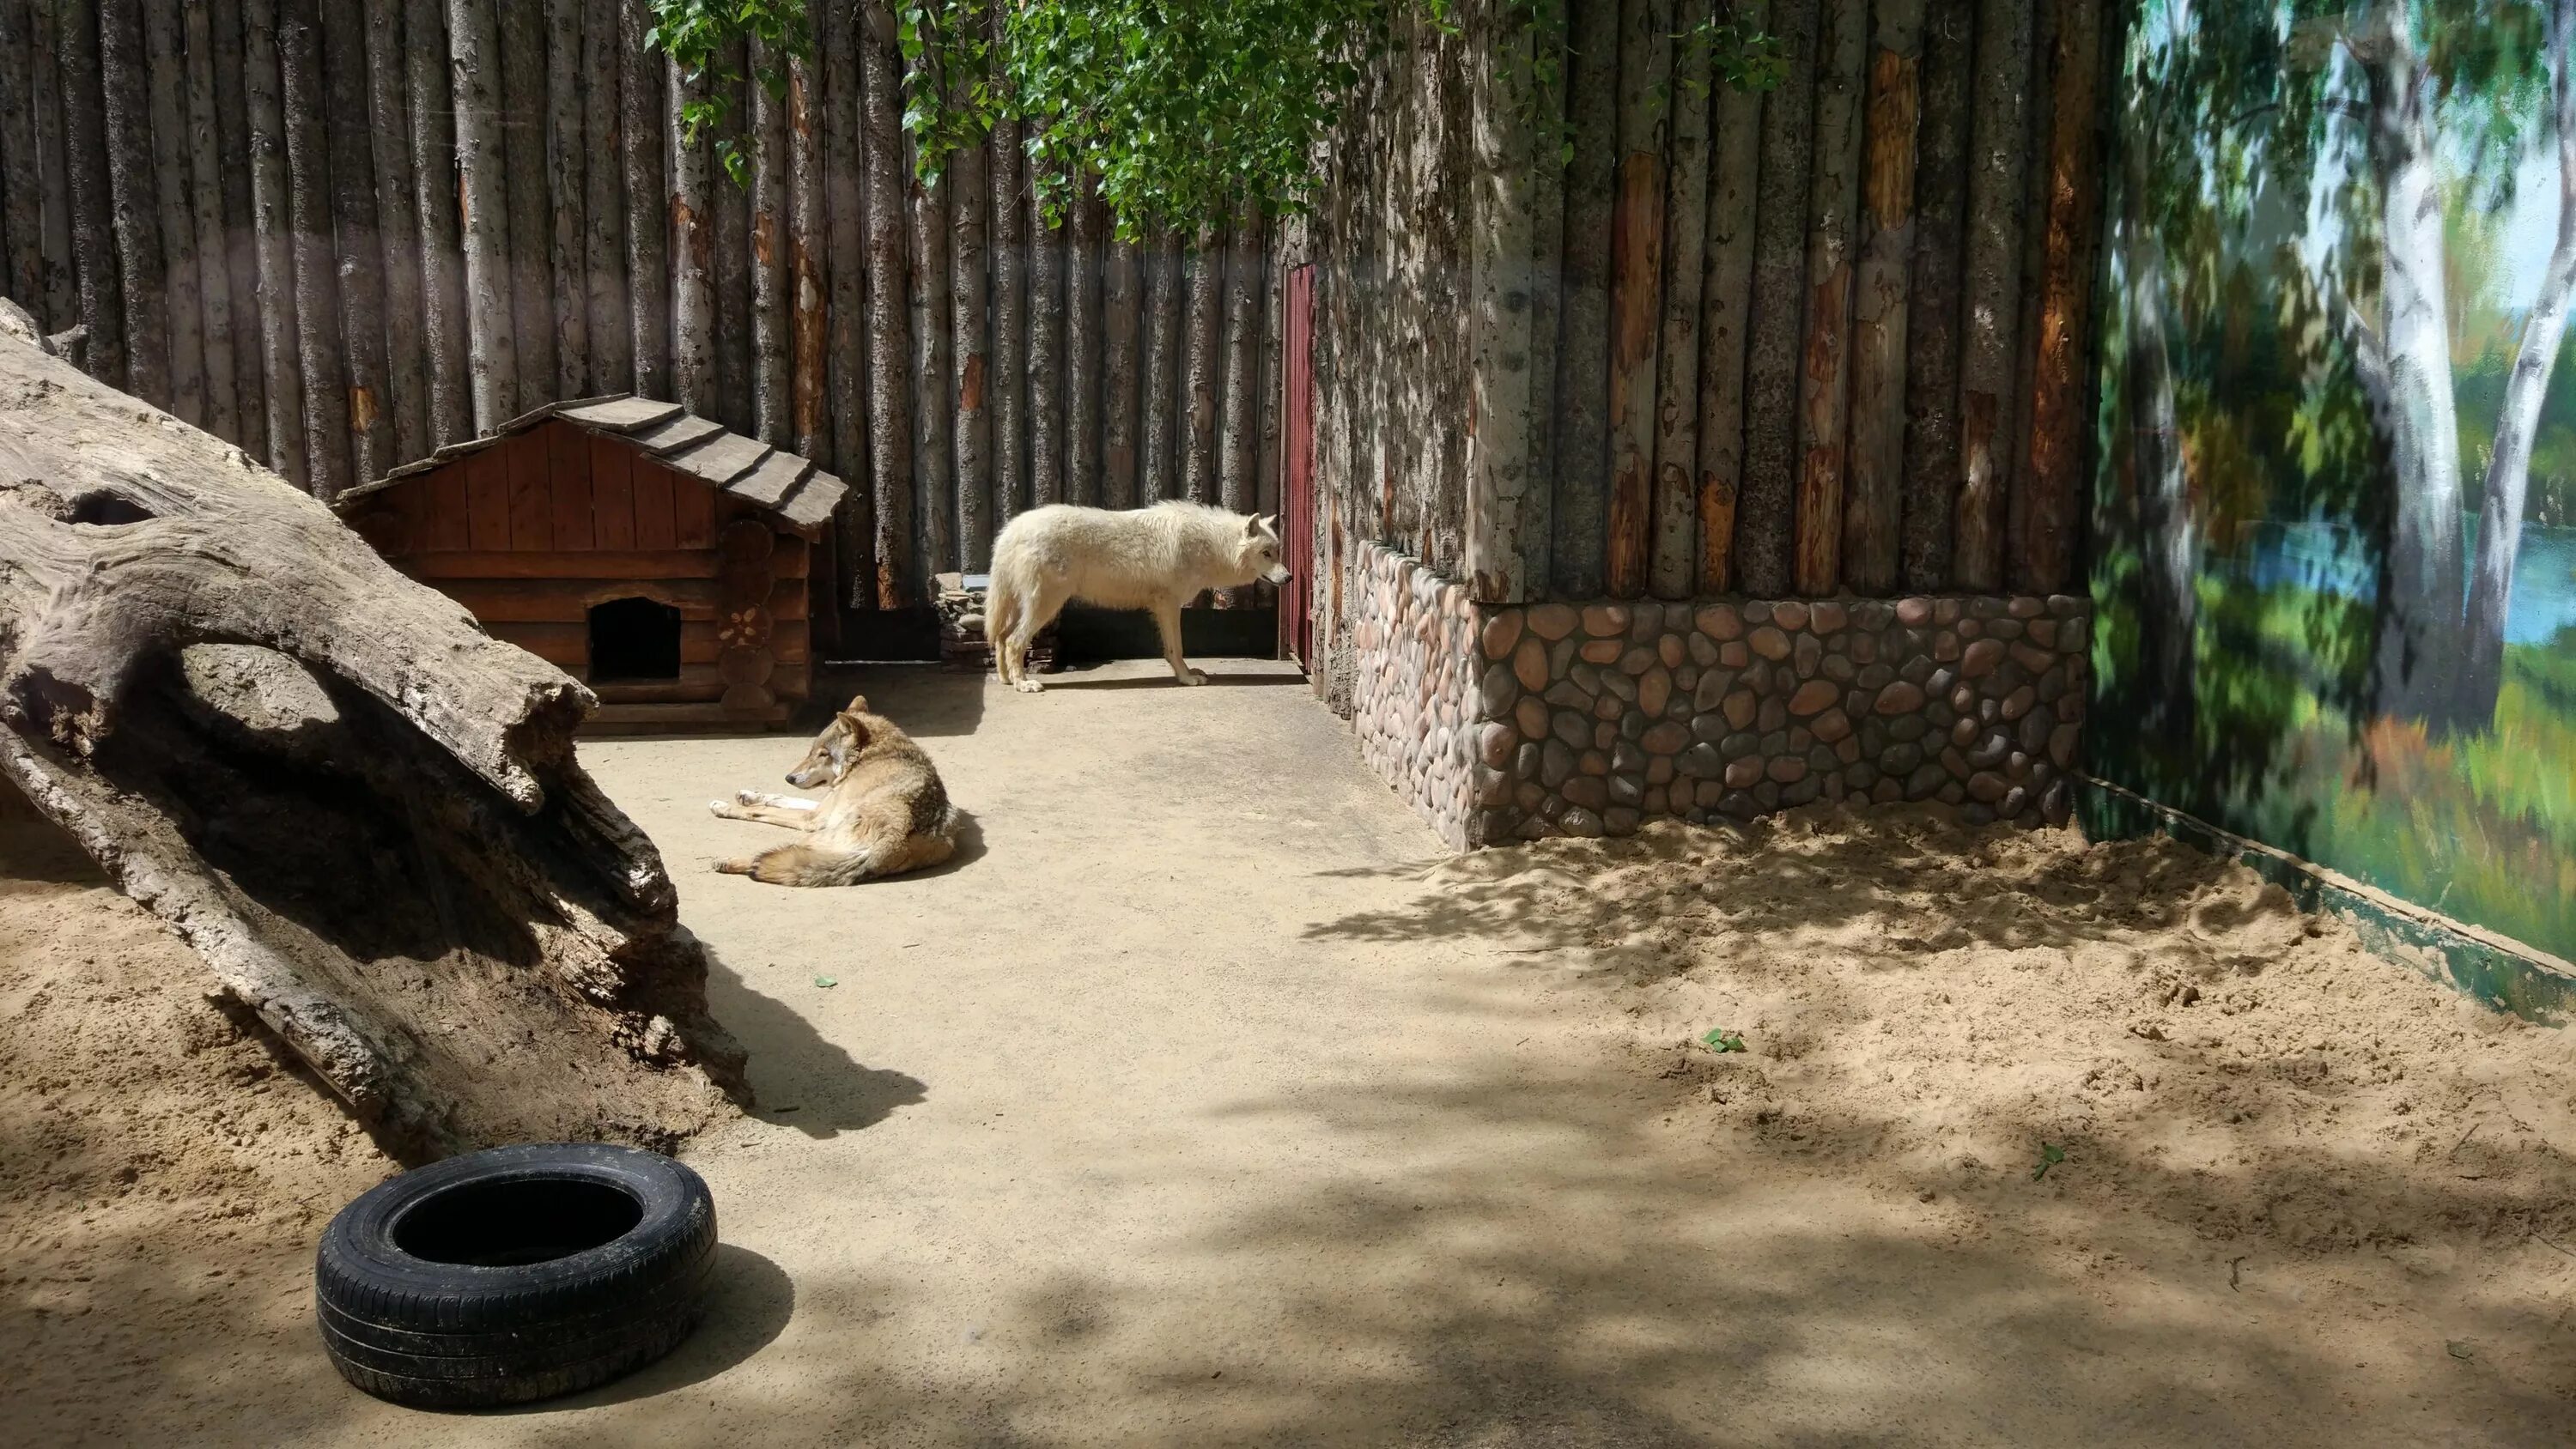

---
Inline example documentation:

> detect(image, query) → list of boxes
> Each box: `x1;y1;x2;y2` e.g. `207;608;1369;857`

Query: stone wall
1348;545;1480;850
1340;545;2093;847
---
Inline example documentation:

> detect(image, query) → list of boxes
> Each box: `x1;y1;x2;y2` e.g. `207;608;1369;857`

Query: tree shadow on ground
700;943;927;1139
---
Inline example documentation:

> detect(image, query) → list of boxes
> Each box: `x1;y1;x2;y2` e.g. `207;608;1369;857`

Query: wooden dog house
335;396;846;732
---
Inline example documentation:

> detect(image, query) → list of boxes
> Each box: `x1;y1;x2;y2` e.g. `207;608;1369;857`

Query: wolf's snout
787;767;823;789
1264;565;1292;585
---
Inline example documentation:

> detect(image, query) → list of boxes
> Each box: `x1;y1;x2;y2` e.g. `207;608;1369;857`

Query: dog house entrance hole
587;597;682;681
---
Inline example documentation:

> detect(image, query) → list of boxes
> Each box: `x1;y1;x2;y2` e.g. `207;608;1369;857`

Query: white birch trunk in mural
2125;205;2195;744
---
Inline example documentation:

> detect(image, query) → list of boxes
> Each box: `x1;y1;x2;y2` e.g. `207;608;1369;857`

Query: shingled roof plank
556;396;685;433
663;431;771;487
629;412;729;456
772;471;848;533
726;451;814;510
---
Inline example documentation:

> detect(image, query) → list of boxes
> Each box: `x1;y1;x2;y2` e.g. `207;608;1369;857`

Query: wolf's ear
841;694;869;716
1243;514;1265;537
1259;513;1278;534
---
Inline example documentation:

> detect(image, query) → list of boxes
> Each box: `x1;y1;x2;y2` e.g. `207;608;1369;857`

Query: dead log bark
98;0;167;405
447;0;516;433
1182;225;1222;506
1218;198;1264;602
908;147;955;580
405;0;469;447
618;0;668;399
59;0;126;388
0;317;745;1163
668;59;715;413
28;0;79;334
319;6;391;488
1028;203;1066;507
277;0;349;495
1694;0;1767;594
1603;0;1670;601
544;0;588;399
750;39;791;449
2016;0;2099;595
0;1;39;312
823;0;866;539
989;112;1027;523
1952;0;2029;591
1067;182;1107;507
361;0;427;466
1738;0;1820;597
242;0;305;482
1793;0;1868;596
857;0;911;608
1841;0;1924;596
788;51;828;469
1551;0;1619;597
1649;2;1709;600
580;0;629;394
1139;227;1179;501
1101;232;1142;509
143;0;204;428
496;0;553;413
950;130;992;567
1902;0;1971;591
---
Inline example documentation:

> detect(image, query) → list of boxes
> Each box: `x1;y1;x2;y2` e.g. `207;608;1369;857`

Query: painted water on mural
2091;0;2576;969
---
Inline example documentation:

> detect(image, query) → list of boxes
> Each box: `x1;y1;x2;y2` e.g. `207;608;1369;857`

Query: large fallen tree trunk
0;310;746;1163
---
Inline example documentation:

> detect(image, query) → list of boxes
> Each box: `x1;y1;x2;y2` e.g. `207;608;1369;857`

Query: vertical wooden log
0;1;40;312
496;0;552;410
28;0;78;334
319;5;391;484
667;59;714;412
750;39;791;448
908;147;955;580
989;112;1027;521
210;0;267;458
619;0;668;399
1602;0;1670;600
242;0;303;480
1792;0;1868;595
1139;227;1180;501
1258;244;1284;523
1523;0;1570;596
1027;199;1067;507
179;0;240;443
1952;0;2030;590
98;0;167;402
580;0;629;393
2002;0;2052;592
1101;232;1142;509
279;0;349;494
711;54;750;431
2018;0;2100;594
1841;0;1925;594
950;130;992;567
60;0;127;386
1694;0;1766;594
142;0;203;426
1550;0;1619;597
823;0;866;522
1469;1;1538;603
544;0;587;398
1902;0;1971;590
1066;182;1106;506
787;52;827;468
1182;225;1223;506
857;0;911;608
405;0;468;446
1648;3;1711;599
447;0;516;432
1218;199;1265;603
361;0;428;465
1736;0;1820;597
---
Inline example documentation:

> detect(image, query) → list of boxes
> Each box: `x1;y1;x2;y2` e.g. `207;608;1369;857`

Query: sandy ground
5;657;2574;1446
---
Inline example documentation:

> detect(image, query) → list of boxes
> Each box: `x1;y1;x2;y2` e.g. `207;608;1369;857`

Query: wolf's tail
715;829;957;888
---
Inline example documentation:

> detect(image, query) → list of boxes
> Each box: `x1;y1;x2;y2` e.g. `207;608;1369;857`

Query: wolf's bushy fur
985;501;1291;691
709;699;957;887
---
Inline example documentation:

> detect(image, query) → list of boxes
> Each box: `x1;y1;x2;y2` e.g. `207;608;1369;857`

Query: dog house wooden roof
333;396;848;733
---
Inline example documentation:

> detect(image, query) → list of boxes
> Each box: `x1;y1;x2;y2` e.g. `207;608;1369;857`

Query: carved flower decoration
718;609;763;646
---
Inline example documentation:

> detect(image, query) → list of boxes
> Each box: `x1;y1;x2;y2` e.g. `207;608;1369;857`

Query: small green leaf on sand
1701;1028;1747;1054
2032;1143;2067;1180
813;975;837;989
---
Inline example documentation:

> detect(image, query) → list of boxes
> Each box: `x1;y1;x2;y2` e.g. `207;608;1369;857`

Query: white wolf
985;501;1292;692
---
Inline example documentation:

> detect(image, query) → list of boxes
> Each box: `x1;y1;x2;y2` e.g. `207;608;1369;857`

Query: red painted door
1279;264;1316;668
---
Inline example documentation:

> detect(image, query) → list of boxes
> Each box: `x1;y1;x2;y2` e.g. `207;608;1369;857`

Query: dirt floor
5;657;2574;1446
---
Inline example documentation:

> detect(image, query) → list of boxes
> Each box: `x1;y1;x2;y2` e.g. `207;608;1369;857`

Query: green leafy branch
646;0;813;185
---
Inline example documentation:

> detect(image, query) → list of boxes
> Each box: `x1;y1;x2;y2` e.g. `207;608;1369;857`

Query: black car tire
313;1143;718;1410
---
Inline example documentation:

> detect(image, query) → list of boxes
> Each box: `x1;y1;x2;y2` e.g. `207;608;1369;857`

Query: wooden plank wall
0;0;1281;616
1301;0;2112;608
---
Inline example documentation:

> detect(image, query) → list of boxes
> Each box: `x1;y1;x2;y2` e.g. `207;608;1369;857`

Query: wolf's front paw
708;798;737;818
735;788;766;805
1177;668;1209;686
1013;677;1046;694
